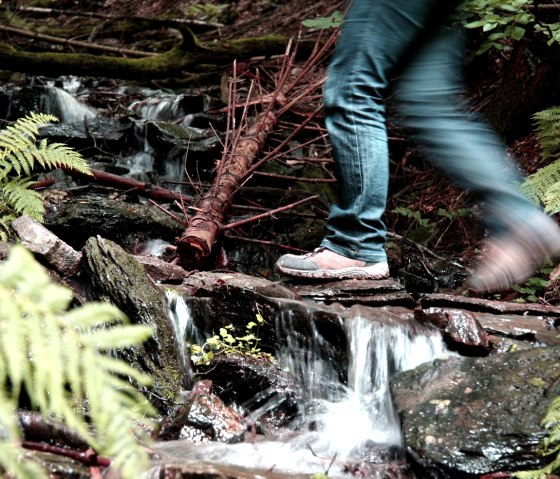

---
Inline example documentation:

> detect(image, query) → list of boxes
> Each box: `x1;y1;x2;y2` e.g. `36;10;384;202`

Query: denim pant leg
395;28;538;235
321;0;461;263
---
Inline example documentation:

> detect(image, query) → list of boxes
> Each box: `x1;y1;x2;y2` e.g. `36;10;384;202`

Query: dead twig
224;233;309;254
222;195;319;230
22;441;111;468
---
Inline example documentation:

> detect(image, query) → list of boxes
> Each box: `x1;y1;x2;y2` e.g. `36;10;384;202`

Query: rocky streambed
11;215;560;479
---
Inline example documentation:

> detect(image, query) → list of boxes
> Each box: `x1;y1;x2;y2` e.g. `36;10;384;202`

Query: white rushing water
40;86;97;124
274;310;449;462
163;298;450;476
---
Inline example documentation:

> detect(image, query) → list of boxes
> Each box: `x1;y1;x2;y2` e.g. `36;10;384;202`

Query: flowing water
162;297;450;477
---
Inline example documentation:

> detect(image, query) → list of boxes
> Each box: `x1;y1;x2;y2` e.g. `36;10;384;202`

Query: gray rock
391;346;560;478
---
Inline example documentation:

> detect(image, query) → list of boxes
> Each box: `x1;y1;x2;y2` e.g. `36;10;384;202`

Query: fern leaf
0;214;17;242
0;246;157;478
544;181;560;214
533;107;560;160
83;325;154;351
0;176;45;221
520;160;560;208
36;140;92;175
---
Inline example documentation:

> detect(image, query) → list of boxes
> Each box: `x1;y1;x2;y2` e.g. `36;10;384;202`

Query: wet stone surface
391;346;560;478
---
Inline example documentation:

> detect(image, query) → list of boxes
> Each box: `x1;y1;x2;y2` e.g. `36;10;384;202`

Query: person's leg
395;27;560;291
276;0;460;279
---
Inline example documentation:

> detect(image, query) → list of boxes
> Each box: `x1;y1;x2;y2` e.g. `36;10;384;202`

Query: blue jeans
321;0;538;263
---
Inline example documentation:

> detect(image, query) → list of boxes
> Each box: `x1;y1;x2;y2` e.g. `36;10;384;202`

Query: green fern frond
35;139;91;174
533;107;560;161
0;113;57;177
0;113;92;239
0;214;16;242
0;245;156;478
519;160;560;212
0;177;45;220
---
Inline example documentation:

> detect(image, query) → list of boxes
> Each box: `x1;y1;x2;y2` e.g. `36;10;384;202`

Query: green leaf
302;10;343;30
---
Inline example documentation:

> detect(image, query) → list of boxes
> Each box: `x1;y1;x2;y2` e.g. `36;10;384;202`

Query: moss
0;32;291;80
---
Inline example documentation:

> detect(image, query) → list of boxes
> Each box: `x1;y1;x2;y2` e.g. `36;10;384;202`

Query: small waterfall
274;309;449;462
165;292;205;355
129;94;204;128
160;297;450;477
117;124;155;176
344;316;449;449
41;86;97;124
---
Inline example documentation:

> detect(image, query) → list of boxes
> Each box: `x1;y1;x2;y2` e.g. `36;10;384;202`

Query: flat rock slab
285;278;415;307
420;293;560;317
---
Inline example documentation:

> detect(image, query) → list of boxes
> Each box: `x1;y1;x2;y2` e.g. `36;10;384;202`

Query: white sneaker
275;247;390;280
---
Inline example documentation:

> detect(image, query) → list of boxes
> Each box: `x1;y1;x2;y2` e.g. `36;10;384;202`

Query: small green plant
182;3;232;22
514;395;560;478
512;275;550;303
0;245;156;479
0;112;91;240
392;206;432;228
191;313;274;365
459;0;533;54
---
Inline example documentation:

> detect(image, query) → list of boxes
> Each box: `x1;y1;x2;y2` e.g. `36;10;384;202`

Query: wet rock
180;292;349;384
476;311;560;347
144;458;314;479
134;254;189;283
180;271;300;300
12;215;82;277
157;380;246;444
83;236;190;412
44;190;182;250
197;354;301;431
291;278;415;308
420;293;560;317
415;307;490;355
391;346;560;478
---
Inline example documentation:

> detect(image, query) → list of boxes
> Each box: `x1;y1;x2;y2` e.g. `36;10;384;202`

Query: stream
166;296;450;478
5;75;560;479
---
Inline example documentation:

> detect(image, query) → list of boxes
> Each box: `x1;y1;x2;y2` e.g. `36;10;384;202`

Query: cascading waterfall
273;309;449;463
40;86;97;123
163;297;450;476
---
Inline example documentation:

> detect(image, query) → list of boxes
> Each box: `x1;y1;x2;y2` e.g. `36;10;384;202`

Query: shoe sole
275;264;389;280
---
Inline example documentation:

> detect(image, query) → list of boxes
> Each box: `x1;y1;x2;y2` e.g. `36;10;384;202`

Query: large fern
0;112;92;240
519;107;560;214
532;107;560;161
0;245;156;478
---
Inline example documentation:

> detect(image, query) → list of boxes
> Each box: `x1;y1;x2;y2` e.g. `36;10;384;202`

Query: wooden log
175;109;278;269
12;215;82;277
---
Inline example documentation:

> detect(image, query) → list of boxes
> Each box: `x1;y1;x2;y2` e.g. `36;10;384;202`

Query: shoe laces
304;247;327;258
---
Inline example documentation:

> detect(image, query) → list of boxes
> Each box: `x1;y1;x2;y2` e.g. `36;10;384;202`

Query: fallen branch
0;24;156;57
22;441;111;468
11;5;224;30
0;28;296;80
176;106;280;268
62;167;193;205
175;33;336;269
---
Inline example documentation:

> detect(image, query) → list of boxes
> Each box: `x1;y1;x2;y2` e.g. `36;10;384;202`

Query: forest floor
2;0;557;304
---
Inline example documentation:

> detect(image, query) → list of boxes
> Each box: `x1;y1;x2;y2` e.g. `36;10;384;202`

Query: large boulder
391;346;560;478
